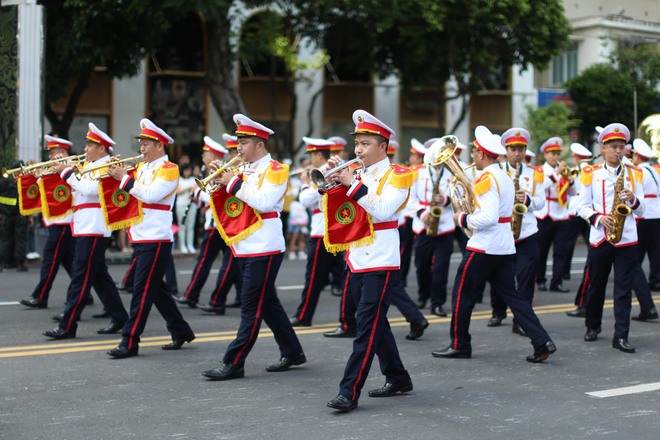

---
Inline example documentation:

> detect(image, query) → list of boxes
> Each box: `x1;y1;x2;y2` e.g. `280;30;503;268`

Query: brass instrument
637;113;660;158
2;154;86;178
511;161;527;239
310;158;364;191
195;155;246;193
606;158;632;244
558;161;579;180
431;136;475;237
289;165;314;177
579;154;602;164
73;154;143;180
424;137;455;236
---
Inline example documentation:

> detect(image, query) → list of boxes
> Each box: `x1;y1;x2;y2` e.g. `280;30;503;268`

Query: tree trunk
45;72;91;138
204;14;246;131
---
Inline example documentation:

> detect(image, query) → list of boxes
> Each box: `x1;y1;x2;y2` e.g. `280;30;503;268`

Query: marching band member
20;136;76;309
488;128;546;335
105;119;194;358
535;137;576;293
221;134;243;309
575;123;646;353
524;149;536;165
43;124;128;339
290;137;345;326
326;110;414;413
202;114;305;380
432;125;556;363
409;137;454;317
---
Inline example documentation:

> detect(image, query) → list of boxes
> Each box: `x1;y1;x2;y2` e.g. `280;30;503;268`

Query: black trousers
207;247;242;307
491;234;539;321
31;224;75;301
223;253;302;367
184;229;224;302
562;215;589;278
636;218;660;287
536;217;570;287
293;237;344;323
453;228;468;255
338;270;411;401
59;237;128;333
120;242;193;350
450;251;551;352
336;267;425;333
414;232;453;308
398;218;414;286
583;243;636;339
122;250;178;293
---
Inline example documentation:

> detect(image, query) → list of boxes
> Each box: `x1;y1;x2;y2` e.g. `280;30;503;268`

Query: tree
523;102;580;154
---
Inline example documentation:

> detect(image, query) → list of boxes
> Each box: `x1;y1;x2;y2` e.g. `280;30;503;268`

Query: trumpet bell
194;155;246;193
311;158;365;191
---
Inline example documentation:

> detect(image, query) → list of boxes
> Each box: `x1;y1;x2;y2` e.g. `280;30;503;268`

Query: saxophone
426;170;443;236
511;161;527;239
606;160;632;244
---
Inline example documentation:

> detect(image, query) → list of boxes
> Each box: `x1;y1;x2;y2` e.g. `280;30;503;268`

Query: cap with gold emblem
539;137;563;153
87;123;116;149
136;118;174;145
632;138;653;160
327;136;347;152
387;140;399;156
501;127;530;148
473;126;506;157
203;136;228;157
233;113;274;140
44;134;73;151
222;133;238;149
303;136;335;152
351;109;395;141
570;142;592;159
597;123;630;145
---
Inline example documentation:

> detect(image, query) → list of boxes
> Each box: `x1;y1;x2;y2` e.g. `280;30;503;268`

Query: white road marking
586;382;660;398
0;301;20;306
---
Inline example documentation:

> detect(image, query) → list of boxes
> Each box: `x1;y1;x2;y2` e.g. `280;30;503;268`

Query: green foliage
524;102;580;152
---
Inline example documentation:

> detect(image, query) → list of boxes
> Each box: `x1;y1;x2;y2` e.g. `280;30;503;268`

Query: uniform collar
604;163;621;175
90;154;110;165
146;154;168;169
364;157;390;176
250;153;272;169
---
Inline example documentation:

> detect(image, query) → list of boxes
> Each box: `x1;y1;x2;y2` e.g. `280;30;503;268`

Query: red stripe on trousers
210;253;234;306
351;271;391;400
232;255;273;366
37;227;66;300
184;235;213;298
452;252;476;349
298;241;321;319
578;267;591;308
340;271;351;330
64;237;98;331
123;257;136;285
127;243;162;350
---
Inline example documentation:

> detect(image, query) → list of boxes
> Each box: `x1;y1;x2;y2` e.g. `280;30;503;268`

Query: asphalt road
1;243;659;440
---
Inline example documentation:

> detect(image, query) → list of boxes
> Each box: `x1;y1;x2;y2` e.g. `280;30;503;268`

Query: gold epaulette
580;165;594;186
156;161;179;181
388;164;413;189
625;163;643;183
137;162;146;173
264;160;289;185
534;166;544;183
474;172;492;196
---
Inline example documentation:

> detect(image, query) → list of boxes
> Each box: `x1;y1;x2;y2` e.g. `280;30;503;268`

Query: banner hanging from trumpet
16;174;42;216
210;185;264;246
322;185;374;254
38;173;73;221
98;170;144;230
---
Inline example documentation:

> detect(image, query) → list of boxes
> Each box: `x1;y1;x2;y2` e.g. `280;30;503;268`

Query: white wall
111;60;146;157
374;74;400;138
511;64;536;128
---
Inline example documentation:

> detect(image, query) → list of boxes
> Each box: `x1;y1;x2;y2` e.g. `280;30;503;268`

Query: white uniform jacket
409;165;455;236
457;162;516;255
636;161;660;220
61;155;111;237
535;162;577;221
503;161;545;241
344;158;411;272
299;164;327;238
225;154;287;257
576;163;645;247
120;155;178;243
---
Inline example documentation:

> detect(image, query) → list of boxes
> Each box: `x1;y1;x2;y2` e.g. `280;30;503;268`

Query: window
552;41;578;85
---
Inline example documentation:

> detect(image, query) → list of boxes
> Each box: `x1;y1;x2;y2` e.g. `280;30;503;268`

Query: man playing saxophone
488;128;546;335
575;123;645;353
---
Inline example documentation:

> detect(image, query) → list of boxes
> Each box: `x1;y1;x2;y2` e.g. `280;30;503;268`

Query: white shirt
503;161;545;241
408;165;455;236
535;162;577;221
636;161;660;220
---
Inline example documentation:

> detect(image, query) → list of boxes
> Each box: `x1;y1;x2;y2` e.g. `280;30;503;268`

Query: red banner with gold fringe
98;171;143;230
322;185;374;254
17;174;41;216
38;173;72;221
210;187;263;246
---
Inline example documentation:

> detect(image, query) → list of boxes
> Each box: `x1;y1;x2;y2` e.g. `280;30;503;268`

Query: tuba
431;136;475;237
606;158;632;244
511;161;527;239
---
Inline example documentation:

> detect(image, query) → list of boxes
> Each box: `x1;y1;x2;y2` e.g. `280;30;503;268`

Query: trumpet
73;154;143;180
558;162;579;180
289;165;314;177
310;158;364;191
2;154;86;178
195;155;246;193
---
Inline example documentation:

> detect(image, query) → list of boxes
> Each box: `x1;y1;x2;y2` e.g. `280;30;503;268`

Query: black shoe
584;327;601;342
265;353;306;372
631;307;658;322
202;362;245;381
51;313;64;322
97;321;124;334
487;313;506;327
612;337;635;353
431;346;472;359
431;305;447;317
512;322;526;337
226;301;241;308
416;299;428;309
107;346;139;359
200;304;225;315
368;381;413;397
43;327;76;340
323;327;356;338
327;394;357;412
20;298;47;309
173;295;197;308
406;318;429;340
162;334;196;350
526;341;557;363
290;317;312;327
566;307;586;318
92;310;110;319
563;273;570;280
537;282;547;292
550;283;570;293
331;286;342;297
16;264;28;272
